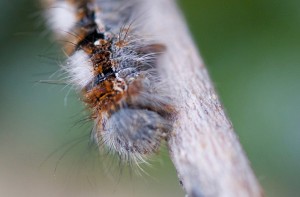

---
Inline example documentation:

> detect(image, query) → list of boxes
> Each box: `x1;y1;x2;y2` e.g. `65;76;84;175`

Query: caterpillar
43;0;174;164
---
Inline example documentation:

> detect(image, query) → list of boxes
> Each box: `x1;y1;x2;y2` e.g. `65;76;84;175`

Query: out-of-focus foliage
0;0;299;196
179;1;300;196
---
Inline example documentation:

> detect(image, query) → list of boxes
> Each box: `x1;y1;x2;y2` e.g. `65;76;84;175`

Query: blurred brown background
0;0;299;196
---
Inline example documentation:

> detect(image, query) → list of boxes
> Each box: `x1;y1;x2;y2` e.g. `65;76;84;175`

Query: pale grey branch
137;0;264;196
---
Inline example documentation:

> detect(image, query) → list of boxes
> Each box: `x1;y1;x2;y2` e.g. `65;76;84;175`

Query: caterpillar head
101;109;171;163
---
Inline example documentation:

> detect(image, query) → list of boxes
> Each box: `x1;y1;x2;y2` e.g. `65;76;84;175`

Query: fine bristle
102;109;170;163
63;50;94;89
45;1;77;38
43;0;174;165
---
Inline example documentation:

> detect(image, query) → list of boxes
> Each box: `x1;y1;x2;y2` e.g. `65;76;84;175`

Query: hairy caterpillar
43;0;174;164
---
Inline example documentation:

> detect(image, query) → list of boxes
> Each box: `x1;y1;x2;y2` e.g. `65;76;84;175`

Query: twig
137;0;264;196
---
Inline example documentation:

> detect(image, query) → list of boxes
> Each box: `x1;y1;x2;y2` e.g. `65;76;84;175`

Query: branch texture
138;0;264;196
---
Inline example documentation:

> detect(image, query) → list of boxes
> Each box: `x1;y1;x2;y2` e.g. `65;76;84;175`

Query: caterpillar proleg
43;0;174;164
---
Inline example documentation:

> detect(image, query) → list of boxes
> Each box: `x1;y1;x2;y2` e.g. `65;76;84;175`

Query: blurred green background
0;0;299;196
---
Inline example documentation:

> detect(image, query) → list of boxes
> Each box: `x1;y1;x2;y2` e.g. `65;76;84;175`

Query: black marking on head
102;67;115;77
77;30;105;48
78;10;96;29
94;68;116;85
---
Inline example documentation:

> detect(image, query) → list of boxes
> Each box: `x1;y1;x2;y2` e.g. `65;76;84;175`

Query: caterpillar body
43;0;174;164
